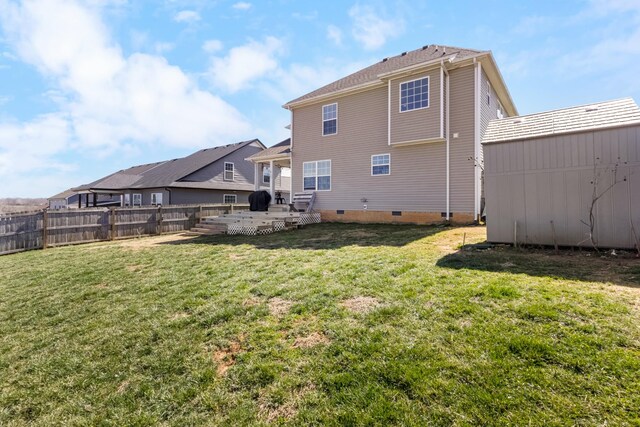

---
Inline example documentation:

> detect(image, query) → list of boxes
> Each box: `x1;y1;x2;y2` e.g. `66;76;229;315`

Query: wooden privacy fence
0;203;248;256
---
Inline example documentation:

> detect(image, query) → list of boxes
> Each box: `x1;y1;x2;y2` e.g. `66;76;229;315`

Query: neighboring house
63;139;290;207
283;44;517;223
48;189;80;209
484;98;640;249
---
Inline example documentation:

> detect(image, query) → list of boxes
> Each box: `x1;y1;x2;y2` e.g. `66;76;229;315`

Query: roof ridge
499;97;637;121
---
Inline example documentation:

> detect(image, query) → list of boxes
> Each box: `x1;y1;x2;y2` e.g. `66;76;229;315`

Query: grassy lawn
1;224;639;426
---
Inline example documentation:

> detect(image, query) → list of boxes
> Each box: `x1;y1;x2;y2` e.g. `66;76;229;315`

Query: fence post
157;205;163;235
198;205;203;221
110;208;116;241
42;209;48;250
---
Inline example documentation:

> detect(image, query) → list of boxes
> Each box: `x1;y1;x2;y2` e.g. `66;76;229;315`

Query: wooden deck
190;210;321;236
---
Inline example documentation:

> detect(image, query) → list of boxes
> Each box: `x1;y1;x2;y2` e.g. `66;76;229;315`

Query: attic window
513;118;525;124
224;162;234;181
585;107;599;112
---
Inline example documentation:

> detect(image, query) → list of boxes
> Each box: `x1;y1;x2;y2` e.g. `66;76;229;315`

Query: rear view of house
284;44;517;223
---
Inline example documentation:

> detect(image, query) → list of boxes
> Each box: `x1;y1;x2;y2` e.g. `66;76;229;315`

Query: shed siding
485;124;640;249
390;69;441;144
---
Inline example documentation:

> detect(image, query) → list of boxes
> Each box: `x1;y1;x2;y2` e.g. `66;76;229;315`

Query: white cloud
232;2;251;10
208;36;284;93
0;0;253;196
154;42;175;53
348;4;404;50
202;39;223;53
173;9;200;23
326;24;342;46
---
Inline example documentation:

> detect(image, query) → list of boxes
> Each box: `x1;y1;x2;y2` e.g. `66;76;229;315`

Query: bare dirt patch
341;296;381;313
243;296;262;307
168;312;190;321
125;265;144;272
116;380;130;394
344;230;379;238
213;335;245;376
118;233;195;250
293;332;331;349
96;283;109;289
259;383;316;423
268;298;293;317
228;253;247;261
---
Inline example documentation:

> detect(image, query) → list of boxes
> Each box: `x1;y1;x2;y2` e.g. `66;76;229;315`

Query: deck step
189;227;226;235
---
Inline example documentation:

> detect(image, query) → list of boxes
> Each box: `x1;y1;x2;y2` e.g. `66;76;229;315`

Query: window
151;193;163;206
263;166;271;184
400;77;429;112
123;193;131;206
133;193;142;206
371;154;390;176
224;162;234;181
303;160;331;191
487;81;491;106
322;103;337;135
224;194;237;204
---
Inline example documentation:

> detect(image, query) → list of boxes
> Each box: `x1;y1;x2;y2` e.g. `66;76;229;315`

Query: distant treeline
0;199;48;214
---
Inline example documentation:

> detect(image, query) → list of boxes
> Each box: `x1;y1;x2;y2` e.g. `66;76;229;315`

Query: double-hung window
151;192;163;206
322;103;337;135
224;194;237;204
133;193;142;206
124;193;131;206
371;154;390;176
400;77;429;112
303;160;331;191
224;162;234;181
263;166;271;184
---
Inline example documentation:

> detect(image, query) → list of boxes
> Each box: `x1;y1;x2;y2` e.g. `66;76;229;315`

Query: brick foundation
318;210;476;225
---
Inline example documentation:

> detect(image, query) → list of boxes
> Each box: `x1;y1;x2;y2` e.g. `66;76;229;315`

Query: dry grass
341;296;381;313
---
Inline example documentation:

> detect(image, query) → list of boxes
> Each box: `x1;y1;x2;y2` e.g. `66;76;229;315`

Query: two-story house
283;44;517;223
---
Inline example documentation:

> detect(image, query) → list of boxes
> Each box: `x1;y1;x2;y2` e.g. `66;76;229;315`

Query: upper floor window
371;154;390;175
400;77;429;112
303;160;331;191
322;103;337;135
263;166;271;184
224;162;234;181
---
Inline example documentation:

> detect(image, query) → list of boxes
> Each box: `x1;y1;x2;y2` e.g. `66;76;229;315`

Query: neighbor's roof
483;98;640;144
73;139;263;191
247;138;291;161
132;139;263;188
49;188;78;200
285;45;484;106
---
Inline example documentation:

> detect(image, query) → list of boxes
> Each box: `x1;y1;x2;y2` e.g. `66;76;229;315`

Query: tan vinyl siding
292;84;447;212
448;65;476;213
485;124;640;249
390;69;441;144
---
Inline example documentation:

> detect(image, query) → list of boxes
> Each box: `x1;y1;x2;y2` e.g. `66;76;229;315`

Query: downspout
164;187;172;205
473;59;482;221
442;62;450;221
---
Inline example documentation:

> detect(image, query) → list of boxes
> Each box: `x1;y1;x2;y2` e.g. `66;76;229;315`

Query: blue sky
1;0;639;197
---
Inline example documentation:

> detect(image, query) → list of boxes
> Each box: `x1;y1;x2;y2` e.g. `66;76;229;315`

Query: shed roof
285;45;483;106
483;98;640;144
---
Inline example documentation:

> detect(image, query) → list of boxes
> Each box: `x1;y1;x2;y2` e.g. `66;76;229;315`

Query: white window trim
133;193;142;207
302;159;331;192
151;192;163;206
223;194;237;204
224;162;235;181
399;76;430;113
322;103;338;136
262;165;271;184
371;153;391;176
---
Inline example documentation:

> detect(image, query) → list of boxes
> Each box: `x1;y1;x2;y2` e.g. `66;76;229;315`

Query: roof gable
285;44;484;106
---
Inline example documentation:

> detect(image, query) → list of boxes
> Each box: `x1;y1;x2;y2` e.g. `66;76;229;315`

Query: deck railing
0;203;248;256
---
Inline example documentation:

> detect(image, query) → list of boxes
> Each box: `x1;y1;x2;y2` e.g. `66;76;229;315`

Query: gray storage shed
483;98;640;249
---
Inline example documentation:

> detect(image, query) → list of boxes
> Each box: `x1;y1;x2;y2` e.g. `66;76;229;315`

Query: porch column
254;162;260;191
269;160;275;199
78;195;82;208
92;193;97;207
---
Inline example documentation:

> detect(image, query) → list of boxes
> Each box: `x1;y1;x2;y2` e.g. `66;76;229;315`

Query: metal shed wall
484;124;640;249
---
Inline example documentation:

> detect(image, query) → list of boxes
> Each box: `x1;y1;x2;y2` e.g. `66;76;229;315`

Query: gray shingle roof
483;98;640;144
247;138;290;161
49;188;78;200
285;45;484;106
73;139;263;192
